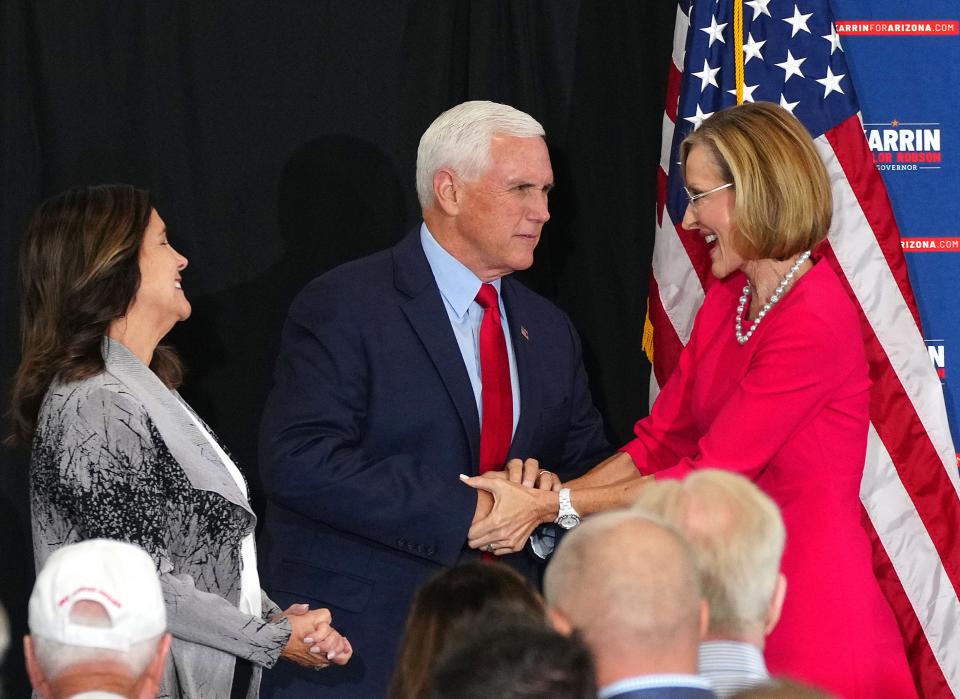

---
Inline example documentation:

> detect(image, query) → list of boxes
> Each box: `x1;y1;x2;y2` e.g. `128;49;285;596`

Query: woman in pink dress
463;102;915;697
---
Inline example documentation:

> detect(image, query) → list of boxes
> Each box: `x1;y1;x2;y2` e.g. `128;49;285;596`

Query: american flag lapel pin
520;326;530;341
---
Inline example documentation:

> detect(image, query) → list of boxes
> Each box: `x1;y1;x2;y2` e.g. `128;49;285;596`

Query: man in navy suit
257;101;611;698
545;511;716;699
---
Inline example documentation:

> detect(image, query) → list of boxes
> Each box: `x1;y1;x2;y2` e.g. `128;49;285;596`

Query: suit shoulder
289;246;396;314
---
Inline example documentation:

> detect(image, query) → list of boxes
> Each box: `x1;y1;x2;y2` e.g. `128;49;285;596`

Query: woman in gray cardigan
10;185;352;698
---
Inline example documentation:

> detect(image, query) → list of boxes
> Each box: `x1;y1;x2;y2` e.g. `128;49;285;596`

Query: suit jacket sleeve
42;388;292;668
259;278;477;566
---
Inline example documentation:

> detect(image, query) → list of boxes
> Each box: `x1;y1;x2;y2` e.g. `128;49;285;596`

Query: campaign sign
833;0;960;445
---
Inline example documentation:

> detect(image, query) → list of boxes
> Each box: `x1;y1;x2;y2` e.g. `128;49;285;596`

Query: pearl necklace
735;250;811;345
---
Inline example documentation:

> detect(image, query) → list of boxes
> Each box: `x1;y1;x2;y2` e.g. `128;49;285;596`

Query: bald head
633;470;786;638
544;511;704;674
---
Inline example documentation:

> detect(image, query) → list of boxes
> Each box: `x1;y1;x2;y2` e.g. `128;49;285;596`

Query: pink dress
622;261;915;698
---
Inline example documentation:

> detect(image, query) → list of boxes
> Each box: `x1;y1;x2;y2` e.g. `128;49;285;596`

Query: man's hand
460;474;558;554
472;488;494;524
502;458;562;491
276;606;353;668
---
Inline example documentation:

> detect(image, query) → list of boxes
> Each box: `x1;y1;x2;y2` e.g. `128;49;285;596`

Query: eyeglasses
683;182;734;208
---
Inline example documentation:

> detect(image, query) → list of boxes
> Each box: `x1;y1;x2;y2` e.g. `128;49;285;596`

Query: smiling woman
107;209;191;365
462;102;917;698
9;184;353;699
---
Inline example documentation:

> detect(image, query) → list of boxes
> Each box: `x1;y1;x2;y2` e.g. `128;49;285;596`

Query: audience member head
633;469;787;645
427;618;596;699
544;510;707;685
389;561;545;699
25;539;171;699
10;184;184;445
680;101;831;261
416;101;552;281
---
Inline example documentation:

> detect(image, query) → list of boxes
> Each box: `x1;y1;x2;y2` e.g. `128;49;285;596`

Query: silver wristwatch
554;488;581;530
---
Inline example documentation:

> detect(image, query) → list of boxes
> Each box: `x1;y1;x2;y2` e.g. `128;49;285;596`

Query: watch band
555;488;581;529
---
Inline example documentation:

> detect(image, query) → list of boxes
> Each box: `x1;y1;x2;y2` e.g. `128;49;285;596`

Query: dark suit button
397;538;407;546
427;547;436;556
415;544;424;553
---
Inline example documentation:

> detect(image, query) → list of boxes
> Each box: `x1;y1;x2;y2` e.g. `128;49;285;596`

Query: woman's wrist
536;488;560;524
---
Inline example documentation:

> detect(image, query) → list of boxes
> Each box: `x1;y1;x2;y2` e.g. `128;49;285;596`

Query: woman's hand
460;474;558;554
490;458;562;491
276;605;353;668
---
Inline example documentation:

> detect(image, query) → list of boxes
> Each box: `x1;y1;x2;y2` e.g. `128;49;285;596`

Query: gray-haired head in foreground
633;469;786;636
544;510;702;652
416;100;545;208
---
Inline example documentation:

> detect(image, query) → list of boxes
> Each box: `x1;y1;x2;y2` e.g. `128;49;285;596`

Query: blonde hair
633;470;786;635
680;101;831;260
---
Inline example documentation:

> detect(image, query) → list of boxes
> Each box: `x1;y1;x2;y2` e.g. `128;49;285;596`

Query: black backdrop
0;1;675;693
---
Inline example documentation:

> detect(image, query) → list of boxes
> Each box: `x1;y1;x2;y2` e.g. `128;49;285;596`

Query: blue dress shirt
420;223;521;437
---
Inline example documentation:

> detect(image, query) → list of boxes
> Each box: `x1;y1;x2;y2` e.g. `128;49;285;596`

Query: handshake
460;458;564;557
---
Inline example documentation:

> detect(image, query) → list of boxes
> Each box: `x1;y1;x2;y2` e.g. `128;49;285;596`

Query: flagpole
734;0;745;103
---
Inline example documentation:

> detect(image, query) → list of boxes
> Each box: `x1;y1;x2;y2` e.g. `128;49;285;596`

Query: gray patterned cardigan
30;338;292;698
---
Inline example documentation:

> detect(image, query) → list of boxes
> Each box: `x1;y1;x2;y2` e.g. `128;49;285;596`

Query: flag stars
779;94;800;114
775;50;806;82
783;5;813;37
743;33;766;64
746;0;772;19
692;58;721;92
684;104;715;130
822;24;843;54
700;16;728;47
728;84;759;103
816;66;845;97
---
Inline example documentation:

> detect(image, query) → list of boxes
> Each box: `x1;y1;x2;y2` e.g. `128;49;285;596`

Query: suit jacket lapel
394;229;481;472
102;338;254;516
501;278;540;458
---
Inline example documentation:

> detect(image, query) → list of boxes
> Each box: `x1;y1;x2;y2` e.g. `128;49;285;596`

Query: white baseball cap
29;539;166;652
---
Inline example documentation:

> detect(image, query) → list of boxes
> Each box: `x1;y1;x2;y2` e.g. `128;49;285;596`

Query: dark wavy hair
8;184;183;444
428;618;596;699
389;562;546;699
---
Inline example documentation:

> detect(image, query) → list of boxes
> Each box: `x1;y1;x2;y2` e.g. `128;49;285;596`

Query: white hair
633;469;786;635
415;100;545;208
32;600;161;680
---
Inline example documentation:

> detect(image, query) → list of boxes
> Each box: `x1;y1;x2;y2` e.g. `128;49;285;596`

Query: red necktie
475;283;513;474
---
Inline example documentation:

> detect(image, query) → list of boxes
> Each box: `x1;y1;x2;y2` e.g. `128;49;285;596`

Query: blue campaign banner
830;0;960;451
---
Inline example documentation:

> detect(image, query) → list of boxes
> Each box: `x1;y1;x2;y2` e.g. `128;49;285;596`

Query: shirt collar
420;223;501;319
599;673;713;698
698;640;768;678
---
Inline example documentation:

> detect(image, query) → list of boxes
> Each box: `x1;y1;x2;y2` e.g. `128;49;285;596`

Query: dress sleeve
620;311;706;473
44;388;291;668
622;310;858;482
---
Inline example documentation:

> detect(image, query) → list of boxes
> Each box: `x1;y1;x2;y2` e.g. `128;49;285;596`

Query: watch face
557;514;580;530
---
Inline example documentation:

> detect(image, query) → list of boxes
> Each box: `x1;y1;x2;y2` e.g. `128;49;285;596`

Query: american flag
647;0;960;695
